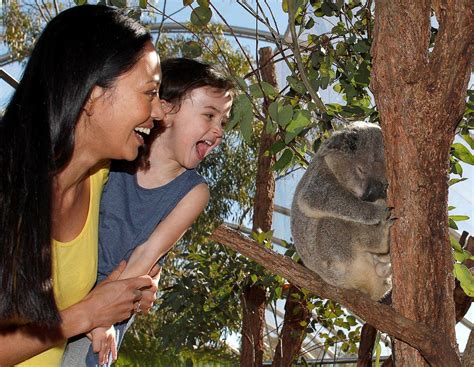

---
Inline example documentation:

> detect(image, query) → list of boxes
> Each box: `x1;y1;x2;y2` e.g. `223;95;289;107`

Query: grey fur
291;122;393;300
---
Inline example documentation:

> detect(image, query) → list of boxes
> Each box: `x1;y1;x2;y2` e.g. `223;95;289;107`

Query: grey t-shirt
97;165;206;282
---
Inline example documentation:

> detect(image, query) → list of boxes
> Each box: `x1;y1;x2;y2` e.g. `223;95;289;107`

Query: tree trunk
371;1;473;365
462;329;474;367
357;323;378;367
241;285;267;367
240;46;277;367
271;285;311;367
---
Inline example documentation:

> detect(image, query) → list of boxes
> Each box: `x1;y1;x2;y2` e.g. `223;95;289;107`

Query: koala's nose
362;180;387;202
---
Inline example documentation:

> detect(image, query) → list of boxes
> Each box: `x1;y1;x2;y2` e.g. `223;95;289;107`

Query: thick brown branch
429;0;474;127
210;225;460;367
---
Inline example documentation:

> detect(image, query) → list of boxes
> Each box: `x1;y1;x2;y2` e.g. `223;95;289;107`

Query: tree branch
210;224;460;367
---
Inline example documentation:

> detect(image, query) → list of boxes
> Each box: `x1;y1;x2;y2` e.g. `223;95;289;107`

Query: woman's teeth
134;127;151;135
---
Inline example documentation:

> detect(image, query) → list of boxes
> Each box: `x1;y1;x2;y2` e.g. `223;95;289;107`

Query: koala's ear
318;130;359;155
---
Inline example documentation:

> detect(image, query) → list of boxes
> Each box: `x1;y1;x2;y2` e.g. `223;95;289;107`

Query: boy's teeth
134;127;151;135
204;140;212;146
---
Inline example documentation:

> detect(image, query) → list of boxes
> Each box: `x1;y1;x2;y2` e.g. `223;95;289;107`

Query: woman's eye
147;90;158;99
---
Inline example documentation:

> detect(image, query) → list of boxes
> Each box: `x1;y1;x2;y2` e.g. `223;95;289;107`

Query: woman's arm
120;183;210;279
0;262;155;366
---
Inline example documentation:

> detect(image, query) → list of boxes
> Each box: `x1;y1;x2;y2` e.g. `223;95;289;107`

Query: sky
0;0;472;355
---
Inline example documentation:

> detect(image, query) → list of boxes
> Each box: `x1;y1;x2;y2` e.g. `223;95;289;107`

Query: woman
0;5;162;365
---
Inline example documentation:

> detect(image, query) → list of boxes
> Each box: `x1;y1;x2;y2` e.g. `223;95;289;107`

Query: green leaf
461;133;474;149
74;0;87;5
452;143;474;165
449;218;459;230
287;76;306;95
451;236;463;252
190;6;212;27
249;81;276;98
450;215;470;222
249;83;264;98
454;249;472;263
273;149;293;171
197;0;209;7
305;18;315;29
454;263;474;297
286;110;311;134
275;287;282;299
234;76;248;91
285;110;311;144
139;0;147;8
268;101;293;127
346;315;357;326
374;340;382;367
181;40;202;58
270;140;286;154
354;62;370;85
240;107;254;144
452;161;463;175
449;178;467;186
183;0;194;5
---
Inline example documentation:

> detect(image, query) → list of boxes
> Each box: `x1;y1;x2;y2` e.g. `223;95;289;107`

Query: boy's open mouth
196;139;214;160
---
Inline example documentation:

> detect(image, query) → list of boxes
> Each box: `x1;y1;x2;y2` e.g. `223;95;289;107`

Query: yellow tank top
17;165;108;367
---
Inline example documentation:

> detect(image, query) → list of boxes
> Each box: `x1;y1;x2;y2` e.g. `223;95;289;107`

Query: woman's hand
81;261;155;329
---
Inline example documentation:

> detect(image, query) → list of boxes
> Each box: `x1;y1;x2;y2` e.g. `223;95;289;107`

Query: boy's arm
120;183;209;279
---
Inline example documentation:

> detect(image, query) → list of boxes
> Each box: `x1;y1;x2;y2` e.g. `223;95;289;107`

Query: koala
290;122;393;301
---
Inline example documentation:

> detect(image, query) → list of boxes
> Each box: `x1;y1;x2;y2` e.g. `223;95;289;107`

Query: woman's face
81;41;164;161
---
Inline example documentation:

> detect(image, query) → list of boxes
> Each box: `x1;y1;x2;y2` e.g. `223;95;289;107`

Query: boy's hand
139;265;161;314
89;326;117;365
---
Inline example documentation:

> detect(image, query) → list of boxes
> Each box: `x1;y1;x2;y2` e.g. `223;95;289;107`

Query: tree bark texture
462;329;474;367
271;285;311;367
210;225;460;366
240;46;277;367
356;323;378;367
371;0;473;365
240;285;266;367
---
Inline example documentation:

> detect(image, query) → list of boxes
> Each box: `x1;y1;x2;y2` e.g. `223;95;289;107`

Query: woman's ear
83;85;106;116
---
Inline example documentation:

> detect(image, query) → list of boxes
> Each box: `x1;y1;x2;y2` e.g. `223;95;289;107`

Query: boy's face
160;86;233;169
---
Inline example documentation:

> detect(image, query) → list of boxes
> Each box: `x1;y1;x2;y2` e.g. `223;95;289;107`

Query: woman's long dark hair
0;5;151;325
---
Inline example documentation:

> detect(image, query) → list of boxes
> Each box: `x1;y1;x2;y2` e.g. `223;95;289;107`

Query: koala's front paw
369;203;390;225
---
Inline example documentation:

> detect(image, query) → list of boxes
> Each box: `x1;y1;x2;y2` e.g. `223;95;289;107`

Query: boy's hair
138;58;235;169
160;57;234;110
0;5;151;325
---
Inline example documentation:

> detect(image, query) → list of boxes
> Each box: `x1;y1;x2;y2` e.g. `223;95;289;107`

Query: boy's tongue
196;141;210;160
